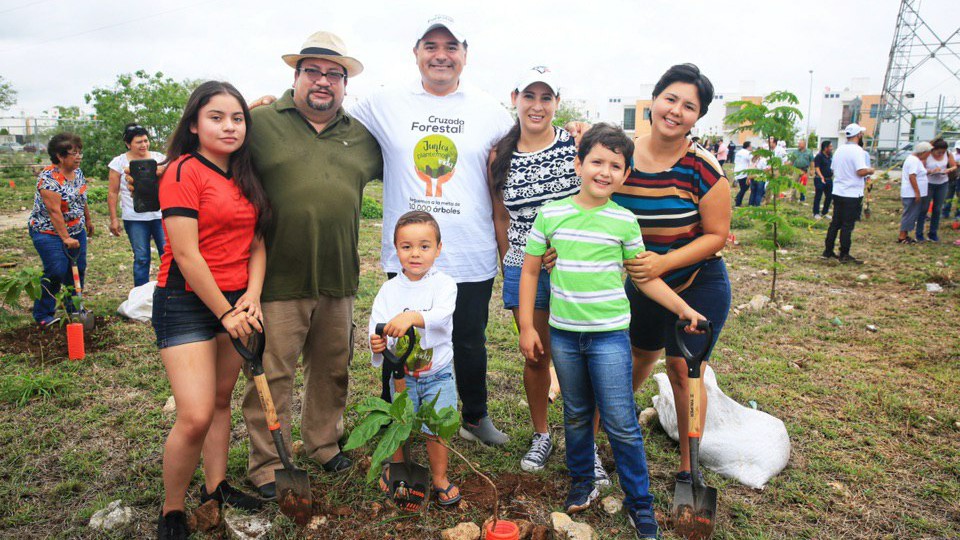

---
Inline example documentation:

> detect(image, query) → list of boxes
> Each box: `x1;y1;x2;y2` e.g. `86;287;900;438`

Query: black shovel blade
388;460;429;512
673;484;717;540
276;468;313;526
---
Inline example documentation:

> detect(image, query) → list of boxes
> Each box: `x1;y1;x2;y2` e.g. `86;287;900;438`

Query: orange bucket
485;520;520;540
67;322;85;360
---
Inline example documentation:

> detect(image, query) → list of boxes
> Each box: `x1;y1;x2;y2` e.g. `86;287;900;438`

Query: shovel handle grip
374;323;417;379
674;319;713;377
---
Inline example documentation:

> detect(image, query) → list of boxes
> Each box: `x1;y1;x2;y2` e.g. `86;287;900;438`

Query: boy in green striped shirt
518;124;704;540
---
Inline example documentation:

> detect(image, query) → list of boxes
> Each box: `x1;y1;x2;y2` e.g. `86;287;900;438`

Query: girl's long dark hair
489;119;521;196
164;81;270;236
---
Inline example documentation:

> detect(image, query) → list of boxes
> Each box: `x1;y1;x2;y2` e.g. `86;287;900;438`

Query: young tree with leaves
724;91;803;301
0;76;17;111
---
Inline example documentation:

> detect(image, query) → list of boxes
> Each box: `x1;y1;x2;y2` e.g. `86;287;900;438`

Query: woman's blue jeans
917;182;948;239
123;219;165;286
550;327;653;512
30;228;86;322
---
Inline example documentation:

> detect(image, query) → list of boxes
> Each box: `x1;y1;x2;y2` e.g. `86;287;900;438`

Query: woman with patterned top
613;64;732;489
27;133;94;327
488;66;581;474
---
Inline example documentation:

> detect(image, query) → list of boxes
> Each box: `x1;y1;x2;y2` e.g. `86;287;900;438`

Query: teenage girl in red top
153;81;271;540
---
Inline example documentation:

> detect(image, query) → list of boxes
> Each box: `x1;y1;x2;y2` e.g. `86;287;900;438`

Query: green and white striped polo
525;197;644;332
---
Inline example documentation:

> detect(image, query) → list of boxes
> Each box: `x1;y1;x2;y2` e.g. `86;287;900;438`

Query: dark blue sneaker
929;232;940;242
564;479;599;514
626;505;660;539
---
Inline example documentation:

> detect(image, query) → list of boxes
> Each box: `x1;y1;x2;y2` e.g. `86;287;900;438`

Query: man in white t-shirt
822;123;875;264
733;141;753;206
350;15;514;445
898;142;932;243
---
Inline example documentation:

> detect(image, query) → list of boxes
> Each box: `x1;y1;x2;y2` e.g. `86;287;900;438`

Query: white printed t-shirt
351;80;514;282
107;151;165;221
733;148;752;179
368;267;457;378
830;143;869;197
901;154;929;198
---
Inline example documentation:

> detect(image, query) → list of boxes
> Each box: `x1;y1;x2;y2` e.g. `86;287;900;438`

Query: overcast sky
2;0;959;127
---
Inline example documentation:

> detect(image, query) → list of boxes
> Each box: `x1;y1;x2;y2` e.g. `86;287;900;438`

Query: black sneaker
626;505;661;539
157;509;189;540
256;481;277;501
838;254;864;265
820;251;837;260
321;452;353;474
200;480;263;512
564;479;599;514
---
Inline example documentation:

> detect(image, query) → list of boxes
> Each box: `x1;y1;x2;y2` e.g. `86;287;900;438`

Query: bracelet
219;307;236;322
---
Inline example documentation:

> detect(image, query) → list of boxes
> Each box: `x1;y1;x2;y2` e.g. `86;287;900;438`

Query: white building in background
815;78;884;147
0;107;94;143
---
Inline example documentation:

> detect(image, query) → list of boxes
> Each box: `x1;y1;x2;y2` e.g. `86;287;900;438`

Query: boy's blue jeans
30;228;86;322
123;219;165;286
550;327;654;513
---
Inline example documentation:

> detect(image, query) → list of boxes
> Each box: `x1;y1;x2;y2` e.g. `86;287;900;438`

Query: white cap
844;123;866;138
514;65;561;96
417;14;466;44
914;141;933;154
954;140;960;150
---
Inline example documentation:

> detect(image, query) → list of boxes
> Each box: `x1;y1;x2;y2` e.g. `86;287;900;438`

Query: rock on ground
188;500;221;532
442;521;480;540
224;512;272;540
601;495;623;514
163;395;176;413
292;439;305;457
89;500;133;530
748;294;770;311
638;407;658;427
551;512;573;536
564;522;596;540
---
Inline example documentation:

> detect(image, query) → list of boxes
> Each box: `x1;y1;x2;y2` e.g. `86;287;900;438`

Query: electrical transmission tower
873;0;960;165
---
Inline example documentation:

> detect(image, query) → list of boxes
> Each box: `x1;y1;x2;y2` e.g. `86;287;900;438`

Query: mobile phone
129;159;160;213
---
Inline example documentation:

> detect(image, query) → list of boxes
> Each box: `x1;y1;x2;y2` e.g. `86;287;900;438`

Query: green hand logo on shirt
413;135;458;197
395;330;434;374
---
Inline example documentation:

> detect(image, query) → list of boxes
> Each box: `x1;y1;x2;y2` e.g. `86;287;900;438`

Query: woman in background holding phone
107;123;167;286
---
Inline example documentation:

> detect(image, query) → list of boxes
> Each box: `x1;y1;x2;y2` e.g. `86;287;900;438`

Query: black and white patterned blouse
502;127;580;267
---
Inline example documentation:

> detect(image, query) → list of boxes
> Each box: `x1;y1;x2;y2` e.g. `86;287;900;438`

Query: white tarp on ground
652;365;791;489
116;281;155;322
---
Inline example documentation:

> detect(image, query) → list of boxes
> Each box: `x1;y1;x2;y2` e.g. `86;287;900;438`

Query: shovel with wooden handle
231;329;313;525
374;323;430;512
671;319;717;540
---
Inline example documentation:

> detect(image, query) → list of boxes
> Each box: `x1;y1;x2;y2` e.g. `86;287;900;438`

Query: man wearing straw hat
240;31;383;500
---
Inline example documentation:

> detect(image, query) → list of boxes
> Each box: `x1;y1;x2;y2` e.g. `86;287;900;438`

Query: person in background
788;138;814;202
716;138;728;167
489;66;580;473
940;140;960;226
823;124;874;263
108;123;167;286
813;140;833;218
733;141;752;207
27;133;94;328
899;142;933;244
916;138;957;242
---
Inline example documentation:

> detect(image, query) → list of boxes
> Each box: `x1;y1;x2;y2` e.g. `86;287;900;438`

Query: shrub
361;196;383;219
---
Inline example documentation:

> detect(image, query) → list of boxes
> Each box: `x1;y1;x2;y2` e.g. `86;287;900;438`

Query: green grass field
0;169;958;539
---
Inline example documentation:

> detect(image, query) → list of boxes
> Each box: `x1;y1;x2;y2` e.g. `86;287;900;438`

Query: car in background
0;142;25;153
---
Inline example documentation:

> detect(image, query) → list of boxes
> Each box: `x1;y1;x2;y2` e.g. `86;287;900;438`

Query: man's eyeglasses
67;150;83;157
297;67;346;84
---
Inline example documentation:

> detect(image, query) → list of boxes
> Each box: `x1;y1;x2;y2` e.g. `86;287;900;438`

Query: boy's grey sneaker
565;479;599;514
520;433;553;472
593;447;611;488
626;505;661;539
459;416;509;446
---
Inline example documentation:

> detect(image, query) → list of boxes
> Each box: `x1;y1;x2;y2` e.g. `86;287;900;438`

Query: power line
0;0;56;15
0;0;220;54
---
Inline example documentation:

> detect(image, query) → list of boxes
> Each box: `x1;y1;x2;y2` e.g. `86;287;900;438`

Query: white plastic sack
117;281;156;322
652;365;790;489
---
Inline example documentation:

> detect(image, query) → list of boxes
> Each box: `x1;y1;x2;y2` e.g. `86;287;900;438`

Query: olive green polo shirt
250;90;383;301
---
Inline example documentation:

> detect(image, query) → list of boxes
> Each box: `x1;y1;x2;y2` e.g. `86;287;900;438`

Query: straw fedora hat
282;31;363;77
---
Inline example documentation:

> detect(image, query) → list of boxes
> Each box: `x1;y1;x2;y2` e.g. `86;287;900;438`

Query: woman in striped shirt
613;64;732;487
